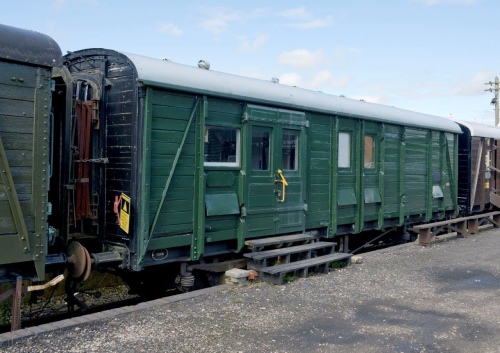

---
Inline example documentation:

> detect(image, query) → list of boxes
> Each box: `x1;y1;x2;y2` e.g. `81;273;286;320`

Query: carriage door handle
275;169;288;202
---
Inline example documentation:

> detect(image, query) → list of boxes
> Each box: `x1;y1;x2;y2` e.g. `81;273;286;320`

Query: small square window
282;131;298;171
338;132;351;168
204;126;240;167
364;135;375;169
252;130;270;171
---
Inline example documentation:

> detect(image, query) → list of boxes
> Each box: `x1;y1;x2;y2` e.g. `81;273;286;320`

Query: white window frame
204;126;241;167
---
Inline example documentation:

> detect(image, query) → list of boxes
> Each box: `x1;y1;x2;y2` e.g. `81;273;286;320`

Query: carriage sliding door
244;105;307;238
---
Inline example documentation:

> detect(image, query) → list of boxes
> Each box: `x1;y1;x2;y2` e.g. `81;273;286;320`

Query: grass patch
282;273;298;283
0;300;11;325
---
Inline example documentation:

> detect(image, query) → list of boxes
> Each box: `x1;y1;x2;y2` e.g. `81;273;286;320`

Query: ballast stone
351;255;364;264
225;268;250;285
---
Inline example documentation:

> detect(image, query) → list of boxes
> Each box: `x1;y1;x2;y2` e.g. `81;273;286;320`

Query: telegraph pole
485;76;499;126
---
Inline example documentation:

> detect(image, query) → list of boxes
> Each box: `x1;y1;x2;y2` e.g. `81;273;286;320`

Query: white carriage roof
122;51;462;134
452;119;500;139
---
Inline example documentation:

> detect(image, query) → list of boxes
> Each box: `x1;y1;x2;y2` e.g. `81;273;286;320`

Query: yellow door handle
275;169;288;202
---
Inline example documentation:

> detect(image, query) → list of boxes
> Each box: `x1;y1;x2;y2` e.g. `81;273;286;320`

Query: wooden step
244;242;336;270
244;242;335;260
259;253;352;285
245;233;316;251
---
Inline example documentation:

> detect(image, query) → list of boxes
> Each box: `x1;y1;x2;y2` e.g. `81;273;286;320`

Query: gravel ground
2;228;500;353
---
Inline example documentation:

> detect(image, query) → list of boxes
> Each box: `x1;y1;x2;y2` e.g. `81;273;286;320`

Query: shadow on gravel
276;298;493;353
430;266;500;293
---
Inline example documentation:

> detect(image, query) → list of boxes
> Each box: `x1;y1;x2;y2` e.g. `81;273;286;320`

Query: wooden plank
412;211;500;229
244;241;335;260
0;98;34;118
260;253;352;275
0;83;34;101
245;233;314;249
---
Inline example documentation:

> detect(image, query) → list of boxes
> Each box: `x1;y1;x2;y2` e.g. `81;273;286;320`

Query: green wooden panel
148;234;192;250
0;62;38;88
364;188;381;203
205;217;239;231
150;198;195;212
207;98;244;116
205;193;240;216
0;116;33;135
146;89;199;251
151;129;191;142
205;229;238;242
1;132;34;151
277;211;303;233
206;172;236;187
152;118;193;132
248;183;275;207
149;187;194;201
150;141;196;156
152;91;197;106
338;188;357;206
246;214;275;238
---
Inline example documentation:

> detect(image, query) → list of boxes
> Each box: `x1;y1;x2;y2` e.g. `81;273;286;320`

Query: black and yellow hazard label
120;193;131;234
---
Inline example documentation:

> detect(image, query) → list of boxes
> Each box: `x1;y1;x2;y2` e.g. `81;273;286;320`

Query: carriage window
282;131;298;170
204;127;240;166
364;135;375;169
338;132;351;168
252;130;270;170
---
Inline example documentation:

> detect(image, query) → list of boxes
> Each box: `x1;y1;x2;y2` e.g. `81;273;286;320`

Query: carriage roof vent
198;60;210;70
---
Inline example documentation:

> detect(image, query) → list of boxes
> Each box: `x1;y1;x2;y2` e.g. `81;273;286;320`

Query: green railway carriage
62;49;462;274
454;120;500;214
0;24;62;282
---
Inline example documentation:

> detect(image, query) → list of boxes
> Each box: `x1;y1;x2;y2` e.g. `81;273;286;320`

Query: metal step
259;253;352;285
245;233;316;251
244;241;336;270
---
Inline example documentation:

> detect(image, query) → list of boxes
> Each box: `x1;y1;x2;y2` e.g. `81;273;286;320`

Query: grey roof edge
0;23;62;67
452;119;500;139
120;51;461;134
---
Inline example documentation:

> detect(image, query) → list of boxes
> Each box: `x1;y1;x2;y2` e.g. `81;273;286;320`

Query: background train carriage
0;24;64;282
63;48;462;275
454;120;500;214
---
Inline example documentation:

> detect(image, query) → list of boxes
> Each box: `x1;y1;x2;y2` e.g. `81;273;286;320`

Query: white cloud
294;16;333;29
451;70;496;96
280;7;309;20
159;22;183;36
278;49;326;70
199;10;241;34
277;70;351;92
279;7;333;29
239;34;269;52
359;69;495;106
279;73;303;87
310;71;351;89
50;0;67;11
411;0;479;5
351;95;389;104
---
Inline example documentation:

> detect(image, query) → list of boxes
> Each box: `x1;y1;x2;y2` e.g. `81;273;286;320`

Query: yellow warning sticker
119;193;131;234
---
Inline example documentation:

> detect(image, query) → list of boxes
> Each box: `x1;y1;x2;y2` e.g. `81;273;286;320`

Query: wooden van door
274;125;306;235
361;122;383;230
244;105;306;238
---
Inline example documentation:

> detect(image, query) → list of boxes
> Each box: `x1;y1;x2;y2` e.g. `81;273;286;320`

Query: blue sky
2;0;499;124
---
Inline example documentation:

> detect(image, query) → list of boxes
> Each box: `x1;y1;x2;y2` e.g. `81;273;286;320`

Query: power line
484;77;499;126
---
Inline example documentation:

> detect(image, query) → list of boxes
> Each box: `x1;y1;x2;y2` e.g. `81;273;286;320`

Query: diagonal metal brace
0;135;30;252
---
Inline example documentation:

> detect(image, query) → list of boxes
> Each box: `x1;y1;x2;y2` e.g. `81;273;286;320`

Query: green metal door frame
242;104;307;241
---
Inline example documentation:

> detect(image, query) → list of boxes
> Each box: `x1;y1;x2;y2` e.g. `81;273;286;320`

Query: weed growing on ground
0;300;11;325
282;274;297;283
